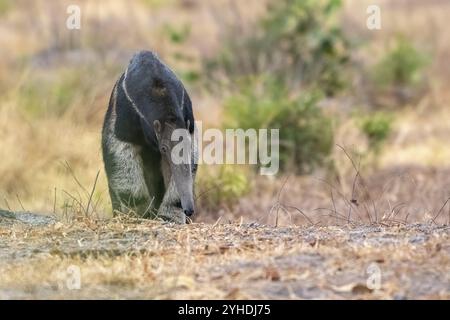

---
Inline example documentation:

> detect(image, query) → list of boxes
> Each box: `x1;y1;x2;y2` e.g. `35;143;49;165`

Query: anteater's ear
151;78;167;97
153;120;161;140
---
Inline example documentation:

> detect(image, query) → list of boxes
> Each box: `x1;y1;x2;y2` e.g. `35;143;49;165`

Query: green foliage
204;0;350;96
179;70;200;83
225;77;334;174
360;112;393;151
163;23;200;85
373;36;428;88
140;0;174;9
261;0;349;95
164;24;191;44
18;68;92;118
0;0;11;16
198;165;250;210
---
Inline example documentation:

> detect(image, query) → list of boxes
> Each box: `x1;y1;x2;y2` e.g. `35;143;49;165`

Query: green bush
360;112;393;151
373;37;427;88
163;24;191;45
0;0;11;16
224;77;334;174
163;23;200;85
204;0;350;96
197;165;250;210
140;0;174;9
18;68;94;118
370;36;428;107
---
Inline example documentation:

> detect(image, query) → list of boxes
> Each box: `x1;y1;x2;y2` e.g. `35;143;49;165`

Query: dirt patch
0;215;448;299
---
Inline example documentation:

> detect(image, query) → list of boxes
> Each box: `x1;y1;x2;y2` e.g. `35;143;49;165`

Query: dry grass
0;216;448;299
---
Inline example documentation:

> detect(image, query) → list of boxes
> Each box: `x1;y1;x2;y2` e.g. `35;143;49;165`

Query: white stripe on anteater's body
122;52;185;120
104;81;152;215
121;67;152;128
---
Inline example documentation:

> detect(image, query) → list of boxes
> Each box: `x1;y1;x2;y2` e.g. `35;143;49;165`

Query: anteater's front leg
103;136;155;217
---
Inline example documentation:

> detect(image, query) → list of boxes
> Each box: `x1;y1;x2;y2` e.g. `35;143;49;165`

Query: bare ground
0;212;448;299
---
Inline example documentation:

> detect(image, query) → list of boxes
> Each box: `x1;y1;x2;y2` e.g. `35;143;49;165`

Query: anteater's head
123;51;195;217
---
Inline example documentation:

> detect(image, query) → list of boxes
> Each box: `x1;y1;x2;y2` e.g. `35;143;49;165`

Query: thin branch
4;198;11;211
284;205;314;226
16;194;26;211
86;170;100;217
63;161;90;198
432;197;450;224
62;190;85;214
53;187;57;214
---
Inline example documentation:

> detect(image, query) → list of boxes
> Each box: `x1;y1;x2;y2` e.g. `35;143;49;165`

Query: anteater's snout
184;208;194;217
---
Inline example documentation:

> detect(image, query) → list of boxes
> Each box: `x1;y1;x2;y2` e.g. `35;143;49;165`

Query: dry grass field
0;0;449;299
0;214;448;299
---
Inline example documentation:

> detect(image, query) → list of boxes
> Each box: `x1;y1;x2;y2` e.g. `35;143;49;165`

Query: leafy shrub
140;0;174;9
360;112;393;151
18;67;95;118
197;165;250;211
164;24;191;45
371;36;428;107
0;0;11;16
373;37;427;88
163;23;200;85
204;0;350;96
224;77;334;174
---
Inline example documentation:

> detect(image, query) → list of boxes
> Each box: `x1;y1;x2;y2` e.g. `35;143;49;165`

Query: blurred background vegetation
0;0;449;225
